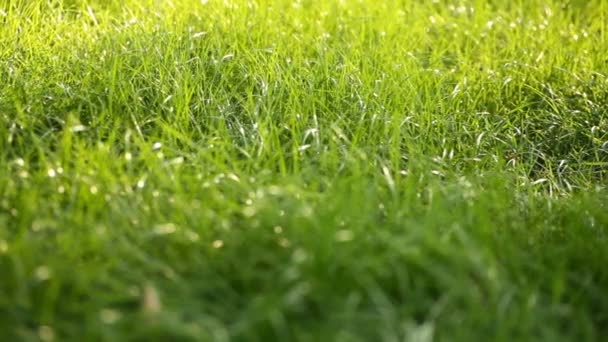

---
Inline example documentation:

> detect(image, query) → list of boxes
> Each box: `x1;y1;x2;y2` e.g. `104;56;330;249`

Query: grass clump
1;0;607;340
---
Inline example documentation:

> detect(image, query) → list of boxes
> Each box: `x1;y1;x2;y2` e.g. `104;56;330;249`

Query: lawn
1;0;607;340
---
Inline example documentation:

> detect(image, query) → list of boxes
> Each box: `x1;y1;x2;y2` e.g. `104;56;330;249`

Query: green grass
1;0;607;340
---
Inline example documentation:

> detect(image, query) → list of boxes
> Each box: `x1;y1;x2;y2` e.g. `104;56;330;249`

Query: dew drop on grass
242;206;256;217
185;231;199;242
14;158;25;167
335;229;354;242
299;205;313;218
212;240;224;249
35;266;51;281
31;221;44;232
70;124;87;133
38;325;55;342
47;169;56;178
154;223;176;235
166;156;184;166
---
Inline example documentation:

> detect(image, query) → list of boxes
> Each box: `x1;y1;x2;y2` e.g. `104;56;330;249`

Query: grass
1;0;607;340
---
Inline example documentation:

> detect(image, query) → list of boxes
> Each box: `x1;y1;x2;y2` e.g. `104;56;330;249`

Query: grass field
1;0;607;340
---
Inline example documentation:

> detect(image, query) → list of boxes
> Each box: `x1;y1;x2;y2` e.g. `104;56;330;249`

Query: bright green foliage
0;0;607;340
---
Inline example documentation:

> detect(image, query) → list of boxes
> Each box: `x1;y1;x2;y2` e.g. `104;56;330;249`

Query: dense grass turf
1;0;608;340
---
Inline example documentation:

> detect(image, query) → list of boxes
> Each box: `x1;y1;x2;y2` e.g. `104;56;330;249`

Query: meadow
1;0;607;340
